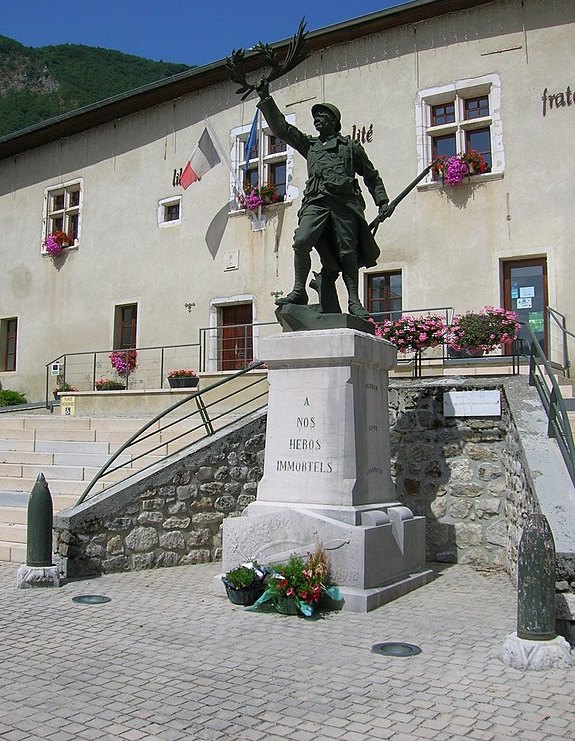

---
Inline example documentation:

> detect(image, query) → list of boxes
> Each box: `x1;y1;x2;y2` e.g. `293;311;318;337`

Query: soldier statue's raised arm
255;78;394;319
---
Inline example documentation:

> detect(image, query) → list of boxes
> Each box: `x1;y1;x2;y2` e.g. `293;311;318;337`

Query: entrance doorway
219;304;253;371
502;258;548;355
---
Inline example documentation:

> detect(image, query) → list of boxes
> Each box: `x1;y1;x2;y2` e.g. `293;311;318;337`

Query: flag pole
204;116;244;206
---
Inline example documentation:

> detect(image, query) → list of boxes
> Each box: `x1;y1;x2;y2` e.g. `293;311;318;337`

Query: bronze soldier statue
255;80;393;319
226;21;394;319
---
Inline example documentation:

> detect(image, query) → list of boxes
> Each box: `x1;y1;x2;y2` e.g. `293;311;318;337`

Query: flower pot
168;376;199;389
222;580;265;606
275;595;300;615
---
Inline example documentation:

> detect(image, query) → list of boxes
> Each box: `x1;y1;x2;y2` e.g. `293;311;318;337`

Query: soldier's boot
275;252;311;306
342;261;370;319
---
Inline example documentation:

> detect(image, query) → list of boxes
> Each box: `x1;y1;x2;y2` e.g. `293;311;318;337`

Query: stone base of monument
221;504;432;612
16;564;60;589
219;327;432;612
500;632;573;670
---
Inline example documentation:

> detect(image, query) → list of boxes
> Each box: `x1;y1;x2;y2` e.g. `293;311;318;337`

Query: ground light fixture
371;642;422;657
72;595;111;605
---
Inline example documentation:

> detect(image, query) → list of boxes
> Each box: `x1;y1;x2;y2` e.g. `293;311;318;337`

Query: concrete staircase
0;414;198;563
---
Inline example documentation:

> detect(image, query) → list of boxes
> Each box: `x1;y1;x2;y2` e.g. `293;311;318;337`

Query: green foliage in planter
95;379;125;390
0;389;27;407
224;565;259;589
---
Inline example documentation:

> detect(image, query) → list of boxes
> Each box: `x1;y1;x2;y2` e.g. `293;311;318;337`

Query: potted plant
248;547;342;617
222;562;267;606
95;378;125;391
432;149;488;186
240;183;282;212
109;349;137;377
43;230;73;255
371;314;446;354
167;369;199;388
53;376;78;398
446;306;520;356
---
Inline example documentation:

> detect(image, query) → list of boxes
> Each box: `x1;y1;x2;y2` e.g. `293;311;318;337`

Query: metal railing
547;306;574;378
523;323;575;486
77;362;268;505
45;321;279;405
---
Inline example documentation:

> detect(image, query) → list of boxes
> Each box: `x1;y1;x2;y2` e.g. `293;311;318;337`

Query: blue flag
243;110;259;174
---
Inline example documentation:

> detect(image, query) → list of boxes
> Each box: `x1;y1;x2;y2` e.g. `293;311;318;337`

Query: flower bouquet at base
248;547;343;617
222;562;268;606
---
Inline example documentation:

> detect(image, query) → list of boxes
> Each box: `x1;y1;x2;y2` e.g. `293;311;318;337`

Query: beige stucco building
1;0;574;400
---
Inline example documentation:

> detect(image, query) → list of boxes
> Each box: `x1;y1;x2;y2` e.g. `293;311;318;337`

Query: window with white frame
42;180;82;250
230;115;296;209
158;196;181;227
416;75;503;182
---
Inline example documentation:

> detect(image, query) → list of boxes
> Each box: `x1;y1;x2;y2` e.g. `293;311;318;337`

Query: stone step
0;451;54;466
0;440;36;453
0;541;26;563
0;476;105;497
34;440;111;455
0;523;27;544
0;506;28;525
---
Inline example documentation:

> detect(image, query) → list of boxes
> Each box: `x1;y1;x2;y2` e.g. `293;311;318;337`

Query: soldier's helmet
311;103;342;132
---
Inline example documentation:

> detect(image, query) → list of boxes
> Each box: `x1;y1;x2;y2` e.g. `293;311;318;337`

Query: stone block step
34;440;111;455
0;506;27;525
0;523;27;544
0;451;54;466
90;418;159;432
24;416;93;431
20;464;89;482
52;451;132;468
99;434;169;455
0;428;35;441
0;440;35;453
34;429;97;443
0;476;104;497
0;463;23;477
0;541;26;563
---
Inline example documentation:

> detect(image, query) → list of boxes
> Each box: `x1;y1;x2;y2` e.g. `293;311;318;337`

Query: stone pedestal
16;564;60;589
500;632;573;670
221;328;432;612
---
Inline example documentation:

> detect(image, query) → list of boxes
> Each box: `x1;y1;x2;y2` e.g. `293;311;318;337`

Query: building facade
1;0;574;399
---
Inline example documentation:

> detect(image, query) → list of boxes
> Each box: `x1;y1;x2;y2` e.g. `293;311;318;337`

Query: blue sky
1;1;409;67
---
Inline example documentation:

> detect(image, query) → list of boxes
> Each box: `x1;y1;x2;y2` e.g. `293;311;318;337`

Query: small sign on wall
443;390;501;418
60;396;76;416
224;250;239;271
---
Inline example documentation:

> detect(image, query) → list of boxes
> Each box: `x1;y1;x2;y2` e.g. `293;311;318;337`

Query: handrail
76;362;268;506
547;306;574;378
522;323;575;486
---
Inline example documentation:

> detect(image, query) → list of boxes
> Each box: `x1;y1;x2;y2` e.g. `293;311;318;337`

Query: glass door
502;258;548;355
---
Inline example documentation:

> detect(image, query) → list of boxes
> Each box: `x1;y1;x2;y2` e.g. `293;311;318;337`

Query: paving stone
0;561;574;741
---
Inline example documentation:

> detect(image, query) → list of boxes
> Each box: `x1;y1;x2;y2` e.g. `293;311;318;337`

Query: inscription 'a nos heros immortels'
275;400;334;474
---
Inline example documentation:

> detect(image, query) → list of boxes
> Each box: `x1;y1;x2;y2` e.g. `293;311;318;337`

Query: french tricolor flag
181;128;221;189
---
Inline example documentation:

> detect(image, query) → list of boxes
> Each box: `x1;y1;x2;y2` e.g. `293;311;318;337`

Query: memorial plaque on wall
443;390;501;418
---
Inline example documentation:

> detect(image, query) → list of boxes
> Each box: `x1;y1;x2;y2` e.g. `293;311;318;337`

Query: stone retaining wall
389;377;537;570
54;414;266;577
55;378;543;576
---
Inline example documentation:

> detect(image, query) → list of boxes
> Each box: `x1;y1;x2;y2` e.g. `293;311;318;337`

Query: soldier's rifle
369;160;441;235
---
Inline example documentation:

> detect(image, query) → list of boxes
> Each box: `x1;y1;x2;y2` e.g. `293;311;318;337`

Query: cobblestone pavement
0;561;573;741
